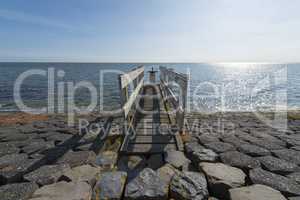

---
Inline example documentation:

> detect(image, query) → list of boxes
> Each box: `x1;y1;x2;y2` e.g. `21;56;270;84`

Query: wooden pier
118;66;188;155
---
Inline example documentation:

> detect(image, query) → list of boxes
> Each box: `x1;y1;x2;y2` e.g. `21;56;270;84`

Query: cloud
0;9;74;31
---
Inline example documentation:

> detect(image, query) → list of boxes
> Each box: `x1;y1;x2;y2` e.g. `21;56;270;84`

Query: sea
0;62;299;113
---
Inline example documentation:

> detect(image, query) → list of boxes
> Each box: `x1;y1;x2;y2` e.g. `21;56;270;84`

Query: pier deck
119;84;183;155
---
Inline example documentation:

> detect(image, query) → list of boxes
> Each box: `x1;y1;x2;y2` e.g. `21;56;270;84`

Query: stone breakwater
0;112;300;200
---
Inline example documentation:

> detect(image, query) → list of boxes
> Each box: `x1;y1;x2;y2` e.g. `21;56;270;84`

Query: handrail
159;66;188;132
118;66;144;119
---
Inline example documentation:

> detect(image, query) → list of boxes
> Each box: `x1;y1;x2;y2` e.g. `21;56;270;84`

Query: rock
189;148;218;164
0;144;19;157
229;184;287;200
199;162;246;199
29;181;92;200
250;168;300;196
0;127;21;135
147;154;164;170
164;150;190;169
24;164;70;186
95;151;117;170
292;146;300;151
22;141;55;155
157;164;178;184
288;172;300;184
0;153;39;184
220;151;261;170
2;140;32;148
0;182;38;200
204;142;235;153
198;135;220;144
250;131;287;146
118;155;147;180
61;164;100;186
185;142;204;153
170;171;208;200
118;155;147;171
250;140;285;150
75;142;93;151
273;149;300;165
92;171;127;200
56;150;96;167
238;144;271;156
125;168;169;200
1;133;31;142
45;133;73;144
222;136;249;147
289;197;300;200
258;156;299;174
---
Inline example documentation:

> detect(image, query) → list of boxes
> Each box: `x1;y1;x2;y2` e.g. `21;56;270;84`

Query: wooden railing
159;66;188;132
118;66;144;121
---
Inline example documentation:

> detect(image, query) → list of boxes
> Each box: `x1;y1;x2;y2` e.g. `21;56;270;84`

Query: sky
0;0;300;63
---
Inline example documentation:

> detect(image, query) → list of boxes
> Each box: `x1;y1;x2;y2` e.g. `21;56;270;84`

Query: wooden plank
119;66;144;89
130;135;175;144
126;143;177;154
134;128;171;135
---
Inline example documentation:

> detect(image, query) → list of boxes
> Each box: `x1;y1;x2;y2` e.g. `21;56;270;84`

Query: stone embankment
0;112;300;200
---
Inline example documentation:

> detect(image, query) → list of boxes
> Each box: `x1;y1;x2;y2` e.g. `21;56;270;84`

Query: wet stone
56;150;96;168
204;142;236;153
24;164;70;186
220;151;261;170
250;168;300;196
92;171;127;200
258;156;299;175
229;184;287;200
124;168;169;200
199;162;246;199
170;171;208;200
29;181;92;200
0;182;38;200
272;149;300;165
238;144;271;157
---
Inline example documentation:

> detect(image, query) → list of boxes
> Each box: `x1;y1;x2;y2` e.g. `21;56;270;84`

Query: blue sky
0;0;299;62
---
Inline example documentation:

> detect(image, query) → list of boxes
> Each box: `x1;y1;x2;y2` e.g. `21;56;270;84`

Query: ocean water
0;62;299;113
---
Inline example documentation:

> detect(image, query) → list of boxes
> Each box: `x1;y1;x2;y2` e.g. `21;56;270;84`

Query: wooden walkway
118;66;187;155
